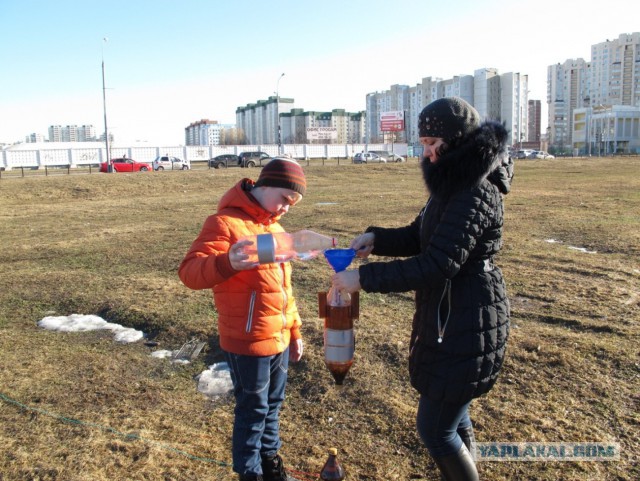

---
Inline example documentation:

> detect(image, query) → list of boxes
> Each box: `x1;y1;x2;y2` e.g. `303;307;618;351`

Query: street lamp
276;73;285;153
101;37;111;172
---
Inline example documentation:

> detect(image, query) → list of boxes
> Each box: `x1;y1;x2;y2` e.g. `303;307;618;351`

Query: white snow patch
37;314;144;343
196;363;233;398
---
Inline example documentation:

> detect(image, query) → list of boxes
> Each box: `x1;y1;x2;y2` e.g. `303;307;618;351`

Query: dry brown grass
0;157;638;480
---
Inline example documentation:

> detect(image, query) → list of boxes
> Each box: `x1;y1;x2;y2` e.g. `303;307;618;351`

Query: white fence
0;143;409;171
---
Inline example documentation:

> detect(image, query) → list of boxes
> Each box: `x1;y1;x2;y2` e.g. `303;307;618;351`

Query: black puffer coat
358;121;511;405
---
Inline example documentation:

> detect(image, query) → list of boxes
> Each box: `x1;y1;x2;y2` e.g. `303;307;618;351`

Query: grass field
0;157;638;480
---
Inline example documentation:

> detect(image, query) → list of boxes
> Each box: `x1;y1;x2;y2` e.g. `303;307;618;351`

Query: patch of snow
196;362;233;398
37;314;143;343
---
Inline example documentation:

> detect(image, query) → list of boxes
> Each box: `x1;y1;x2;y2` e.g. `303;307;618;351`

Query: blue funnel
324;248;356;272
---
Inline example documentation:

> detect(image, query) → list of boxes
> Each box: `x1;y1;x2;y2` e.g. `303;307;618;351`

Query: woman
332;97;512;481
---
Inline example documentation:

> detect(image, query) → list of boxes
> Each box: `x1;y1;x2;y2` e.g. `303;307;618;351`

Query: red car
99;157;152;173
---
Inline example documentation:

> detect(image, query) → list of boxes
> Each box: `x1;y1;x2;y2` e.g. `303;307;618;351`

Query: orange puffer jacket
178;179;301;356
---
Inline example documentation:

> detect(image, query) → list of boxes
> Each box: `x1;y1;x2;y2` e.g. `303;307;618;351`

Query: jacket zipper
279;264;287;343
245;290;257;333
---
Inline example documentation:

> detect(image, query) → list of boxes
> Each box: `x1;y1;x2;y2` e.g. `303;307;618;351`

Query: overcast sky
1;0;637;145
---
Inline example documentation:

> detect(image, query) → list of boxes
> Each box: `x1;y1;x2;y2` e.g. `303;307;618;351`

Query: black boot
433;444;479;481
457;425;477;462
238;475;263;481
261;454;299;481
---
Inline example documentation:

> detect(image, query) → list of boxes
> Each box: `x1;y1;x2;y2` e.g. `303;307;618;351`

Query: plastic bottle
320;447;345;480
318;283;358;385
239;230;337;264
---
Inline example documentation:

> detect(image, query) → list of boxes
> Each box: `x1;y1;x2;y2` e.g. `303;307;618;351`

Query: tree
220;128;247;146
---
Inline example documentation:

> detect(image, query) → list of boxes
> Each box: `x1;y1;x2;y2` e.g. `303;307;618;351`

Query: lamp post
276;73;285;153
101;37;111;172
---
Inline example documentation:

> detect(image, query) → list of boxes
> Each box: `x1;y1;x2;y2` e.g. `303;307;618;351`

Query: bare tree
220;128;247;146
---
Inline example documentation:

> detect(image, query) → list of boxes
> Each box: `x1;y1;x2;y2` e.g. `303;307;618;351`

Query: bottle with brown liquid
320;447;345;480
322;284;356;385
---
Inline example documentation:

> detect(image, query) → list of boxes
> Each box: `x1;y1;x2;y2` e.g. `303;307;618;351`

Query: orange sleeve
178;215;238;290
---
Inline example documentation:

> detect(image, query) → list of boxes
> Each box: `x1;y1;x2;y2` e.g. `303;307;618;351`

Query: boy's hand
229;240;258;270
289;338;303;362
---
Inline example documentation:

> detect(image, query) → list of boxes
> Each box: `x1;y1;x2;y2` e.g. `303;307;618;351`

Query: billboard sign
306;127;338;140
380;111;405;132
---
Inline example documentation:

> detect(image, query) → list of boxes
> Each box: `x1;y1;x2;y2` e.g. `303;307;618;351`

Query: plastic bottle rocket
318;248;358;385
320;447;345;480
239;230;336;264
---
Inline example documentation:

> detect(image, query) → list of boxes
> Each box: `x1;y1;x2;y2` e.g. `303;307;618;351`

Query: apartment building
185;119;235;146
237;97;364;145
279;109;365;144
548;32;640;153
367;69;529;147
48;124;96;142
236;96;295;145
26;133;46;143
547;58;590;151
528;100;542;143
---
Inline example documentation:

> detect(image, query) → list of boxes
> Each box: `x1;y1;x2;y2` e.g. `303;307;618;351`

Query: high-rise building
47;124;97;142
528;100;542;142
547;59;590;151
590;32;640;107
236;96;295;145
548;32;640;153
367;69;529;147
26;133;46;143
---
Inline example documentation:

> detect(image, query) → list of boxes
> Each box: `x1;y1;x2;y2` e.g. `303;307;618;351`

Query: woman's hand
350;232;374;258
331;270;362;293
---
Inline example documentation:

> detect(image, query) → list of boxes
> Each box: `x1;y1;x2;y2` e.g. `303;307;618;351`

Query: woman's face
419;137;447;164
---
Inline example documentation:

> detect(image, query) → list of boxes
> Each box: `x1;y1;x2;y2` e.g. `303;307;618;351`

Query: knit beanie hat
418;97;480;143
255;157;306;196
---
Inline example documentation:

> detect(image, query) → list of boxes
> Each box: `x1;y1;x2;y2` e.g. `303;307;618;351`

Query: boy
179;158;306;481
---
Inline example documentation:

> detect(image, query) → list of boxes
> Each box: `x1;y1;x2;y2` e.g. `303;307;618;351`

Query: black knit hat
255;158;306;196
418;97;480;143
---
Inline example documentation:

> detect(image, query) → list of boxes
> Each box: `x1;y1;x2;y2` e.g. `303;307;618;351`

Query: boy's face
258;187;302;216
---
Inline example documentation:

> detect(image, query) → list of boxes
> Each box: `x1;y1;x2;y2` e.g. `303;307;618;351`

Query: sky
1;0;637;146
38;314;234;398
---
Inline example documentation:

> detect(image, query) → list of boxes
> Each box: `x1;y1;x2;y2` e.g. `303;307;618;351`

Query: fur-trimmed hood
422;120;511;198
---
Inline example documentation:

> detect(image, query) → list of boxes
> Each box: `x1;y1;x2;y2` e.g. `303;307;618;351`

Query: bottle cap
328;447;337;455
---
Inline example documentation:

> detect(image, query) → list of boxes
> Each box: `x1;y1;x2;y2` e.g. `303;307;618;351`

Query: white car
353;152;386;164
527;151;555;160
153;155;190;171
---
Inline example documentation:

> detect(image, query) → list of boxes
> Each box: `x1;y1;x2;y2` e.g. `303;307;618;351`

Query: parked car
386;153;406;162
515;149;534;159
152;155;190;171
527;150;555;159
238;151;272;167
353;152;386;164
368;150;405;162
209;154;241;168
99;157;152;173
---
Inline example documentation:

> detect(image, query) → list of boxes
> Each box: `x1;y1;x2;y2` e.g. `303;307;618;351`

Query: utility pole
276;73;285;154
101;37;111;172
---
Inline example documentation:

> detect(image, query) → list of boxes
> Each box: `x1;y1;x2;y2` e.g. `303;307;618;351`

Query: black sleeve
359;189;494;294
